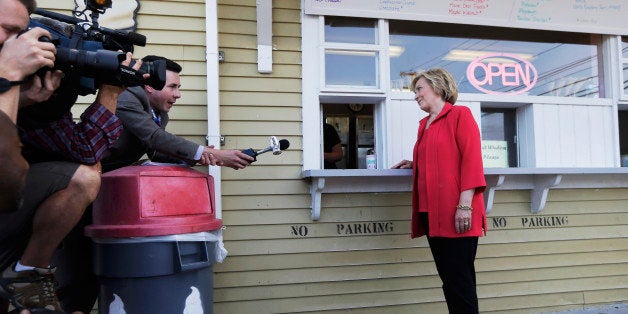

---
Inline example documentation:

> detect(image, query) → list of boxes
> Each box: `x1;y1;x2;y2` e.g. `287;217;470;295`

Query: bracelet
456;205;472;211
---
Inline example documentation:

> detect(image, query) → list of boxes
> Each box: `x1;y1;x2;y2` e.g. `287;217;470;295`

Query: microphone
241;136;290;162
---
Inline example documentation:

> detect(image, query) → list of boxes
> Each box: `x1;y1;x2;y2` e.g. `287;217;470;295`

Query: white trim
256;0;273;73
205;0;222;219
390;91;613;106
301;10;321;170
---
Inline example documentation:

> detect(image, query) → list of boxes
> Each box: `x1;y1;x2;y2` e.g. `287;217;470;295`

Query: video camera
28;0;166;96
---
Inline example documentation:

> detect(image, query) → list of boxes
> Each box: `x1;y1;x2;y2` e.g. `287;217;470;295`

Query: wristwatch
0;78;26;93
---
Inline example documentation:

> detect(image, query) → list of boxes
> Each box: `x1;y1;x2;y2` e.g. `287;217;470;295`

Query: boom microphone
241;136;290;162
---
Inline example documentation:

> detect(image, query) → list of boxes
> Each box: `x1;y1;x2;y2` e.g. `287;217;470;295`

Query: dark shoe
0;264;64;314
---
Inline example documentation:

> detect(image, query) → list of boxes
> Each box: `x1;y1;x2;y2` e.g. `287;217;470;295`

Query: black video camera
29;4;166;96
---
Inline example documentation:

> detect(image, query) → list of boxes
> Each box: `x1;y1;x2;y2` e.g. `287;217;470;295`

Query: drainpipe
205;0;222;219
257;0;273;73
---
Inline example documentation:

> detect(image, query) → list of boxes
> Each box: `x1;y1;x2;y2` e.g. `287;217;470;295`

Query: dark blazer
101;86;199;172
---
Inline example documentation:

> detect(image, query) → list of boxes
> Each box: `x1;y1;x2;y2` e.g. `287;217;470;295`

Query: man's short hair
19;0;37;14
141;55;182;73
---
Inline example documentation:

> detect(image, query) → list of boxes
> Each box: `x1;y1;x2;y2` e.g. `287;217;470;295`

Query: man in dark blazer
101;55;253;172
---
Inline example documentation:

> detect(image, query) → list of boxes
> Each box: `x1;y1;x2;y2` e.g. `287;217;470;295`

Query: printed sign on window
482;140;508;168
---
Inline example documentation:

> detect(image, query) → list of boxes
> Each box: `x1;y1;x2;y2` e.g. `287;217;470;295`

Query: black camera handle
34;9;146;47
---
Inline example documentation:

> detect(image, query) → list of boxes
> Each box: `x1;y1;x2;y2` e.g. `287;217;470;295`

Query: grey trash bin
85;166;223;314
92;236;216;314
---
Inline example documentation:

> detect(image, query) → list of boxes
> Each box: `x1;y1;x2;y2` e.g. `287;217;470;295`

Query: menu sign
305;0;628;36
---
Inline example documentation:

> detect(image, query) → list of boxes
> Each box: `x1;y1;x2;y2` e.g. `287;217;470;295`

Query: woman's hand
391;160;412;169
455;207;472;234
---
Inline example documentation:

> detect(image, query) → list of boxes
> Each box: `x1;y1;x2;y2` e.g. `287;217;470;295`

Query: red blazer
410;103;487;238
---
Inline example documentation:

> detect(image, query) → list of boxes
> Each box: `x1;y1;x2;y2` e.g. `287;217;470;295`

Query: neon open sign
466;53;537;95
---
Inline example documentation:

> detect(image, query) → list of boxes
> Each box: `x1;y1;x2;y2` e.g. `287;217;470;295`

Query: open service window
304;13;616;171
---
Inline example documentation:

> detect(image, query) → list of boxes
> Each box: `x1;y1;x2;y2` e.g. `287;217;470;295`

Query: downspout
205;0;222;219
257;0;273;73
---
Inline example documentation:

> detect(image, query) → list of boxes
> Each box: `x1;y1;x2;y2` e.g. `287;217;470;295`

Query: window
322;17;383;90
481;107;518;167
323;104;375;169
389;20;601;97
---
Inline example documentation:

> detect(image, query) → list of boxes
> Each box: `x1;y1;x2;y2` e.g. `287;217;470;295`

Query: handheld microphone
241;136;290;162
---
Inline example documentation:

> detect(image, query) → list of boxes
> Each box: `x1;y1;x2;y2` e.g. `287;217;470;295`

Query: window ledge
302;168;628;220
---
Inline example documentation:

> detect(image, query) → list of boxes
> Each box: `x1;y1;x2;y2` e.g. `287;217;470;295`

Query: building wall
38;1;627;313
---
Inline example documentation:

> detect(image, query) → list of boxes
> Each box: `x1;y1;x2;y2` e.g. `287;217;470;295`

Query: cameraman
1;7;143;314
0;0;60;213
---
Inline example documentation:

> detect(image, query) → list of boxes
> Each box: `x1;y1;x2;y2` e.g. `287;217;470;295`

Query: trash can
85;165;223;314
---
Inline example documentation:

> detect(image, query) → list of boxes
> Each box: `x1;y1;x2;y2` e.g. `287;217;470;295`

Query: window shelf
302;168;628;221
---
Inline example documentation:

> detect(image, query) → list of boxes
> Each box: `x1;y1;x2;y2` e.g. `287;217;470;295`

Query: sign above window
467;53;538;95
305;0;628;36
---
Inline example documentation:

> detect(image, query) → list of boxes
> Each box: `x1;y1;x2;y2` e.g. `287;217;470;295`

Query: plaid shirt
20;102;122;165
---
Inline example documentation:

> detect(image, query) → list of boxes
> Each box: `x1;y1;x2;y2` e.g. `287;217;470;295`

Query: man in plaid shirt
1;46;140;313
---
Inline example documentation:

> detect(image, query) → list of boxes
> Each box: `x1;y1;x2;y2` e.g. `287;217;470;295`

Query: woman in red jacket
393;68;486;313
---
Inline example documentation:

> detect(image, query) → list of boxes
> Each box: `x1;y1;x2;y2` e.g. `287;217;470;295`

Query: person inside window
323;122;343;169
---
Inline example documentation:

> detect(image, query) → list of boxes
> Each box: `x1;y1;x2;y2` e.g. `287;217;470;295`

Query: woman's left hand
455;208;472;234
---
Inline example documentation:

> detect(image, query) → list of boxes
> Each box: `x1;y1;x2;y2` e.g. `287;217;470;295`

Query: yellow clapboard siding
218;5;256;20
223;193;409;212
584;287;628;304
220;77;302;92
222;226;628;255
222;194;309;210
274;0;301;10
223;234;420;256
221;207;408;226
476;238;628;258
217;239;628;272
216;247;433;272
218;48;302;65
220;90;302;106
214;276;442;302
160;120;207;135
480;275;628;299
219;19;257;35
480;292;585;313
214;264;626;302
215;262;439;288
164;105;208;119
274;8;302;23
221;106;302;121
273;22;301;37
221;208;313;225
214;288;450;313
219;33;257;49
220;33;302;51
38;1;73;10
221;165;303;180
137;15;205;31
220;120;302;135
222;220;407;240
137;29;206;45
490;199;628;216
138;1;205;17
220;63;302;78
220;135;301;150
221;179;309;196
549;188;628;201
479;225;627;244
179;61;208;75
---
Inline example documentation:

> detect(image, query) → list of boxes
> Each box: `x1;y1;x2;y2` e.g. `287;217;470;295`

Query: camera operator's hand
0;27;56;81
18;70;64;107
96;52;141;113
